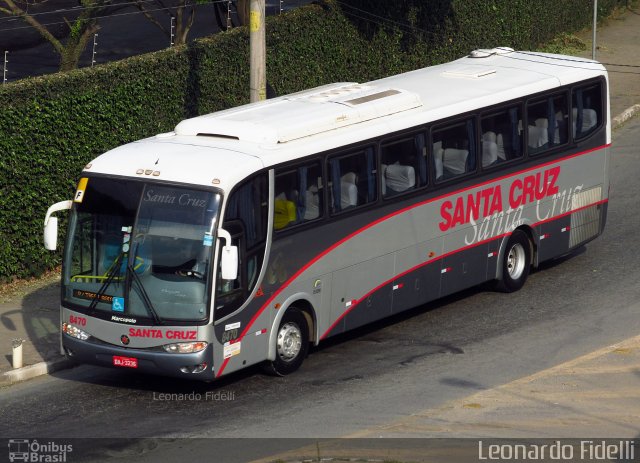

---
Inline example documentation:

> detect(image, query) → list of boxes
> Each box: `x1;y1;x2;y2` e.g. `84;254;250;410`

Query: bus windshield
62;177;221;324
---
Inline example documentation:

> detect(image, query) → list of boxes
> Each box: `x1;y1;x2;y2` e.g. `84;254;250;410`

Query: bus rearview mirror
220;245;238;280
43;199;73;251
44;217;59;251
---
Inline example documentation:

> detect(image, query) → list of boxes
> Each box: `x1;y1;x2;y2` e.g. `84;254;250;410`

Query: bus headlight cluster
62;322;90;341
163;341;207;354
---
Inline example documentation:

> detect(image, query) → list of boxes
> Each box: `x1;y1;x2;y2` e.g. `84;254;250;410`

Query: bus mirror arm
44;200;73;251
217;228;238;280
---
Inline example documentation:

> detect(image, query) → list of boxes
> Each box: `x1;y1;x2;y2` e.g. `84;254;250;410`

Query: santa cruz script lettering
144;189;207;208
128;328;197;339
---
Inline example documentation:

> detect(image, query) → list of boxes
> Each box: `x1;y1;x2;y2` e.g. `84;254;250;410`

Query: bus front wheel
264;308;309;376
496;230;532;293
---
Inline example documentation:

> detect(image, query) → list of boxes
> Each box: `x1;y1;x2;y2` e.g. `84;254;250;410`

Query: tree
0;0;113;71
235;0;248;26
133;0;201;46
213;0;248;31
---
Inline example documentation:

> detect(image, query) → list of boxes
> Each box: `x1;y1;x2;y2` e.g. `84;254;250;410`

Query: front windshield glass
62;177;221;324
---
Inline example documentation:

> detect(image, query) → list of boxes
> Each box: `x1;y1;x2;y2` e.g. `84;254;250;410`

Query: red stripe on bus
215;146;609;378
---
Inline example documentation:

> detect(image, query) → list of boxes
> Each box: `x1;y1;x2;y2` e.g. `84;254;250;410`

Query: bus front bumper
62;334;216;381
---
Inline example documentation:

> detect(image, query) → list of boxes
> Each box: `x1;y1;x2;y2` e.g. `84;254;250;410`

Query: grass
537;32;587;55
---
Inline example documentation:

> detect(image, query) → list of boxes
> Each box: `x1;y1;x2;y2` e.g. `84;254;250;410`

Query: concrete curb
612;103;640;129
0;357;74;387
2;104;639;389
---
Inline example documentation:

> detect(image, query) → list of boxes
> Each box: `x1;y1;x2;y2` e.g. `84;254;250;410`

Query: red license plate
113;356;138;368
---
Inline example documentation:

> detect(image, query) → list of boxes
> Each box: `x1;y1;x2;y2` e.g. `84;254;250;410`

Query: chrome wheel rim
277;322;302;362
507;243;526;280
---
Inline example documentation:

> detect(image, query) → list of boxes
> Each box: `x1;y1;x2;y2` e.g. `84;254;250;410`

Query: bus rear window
572;84;602;140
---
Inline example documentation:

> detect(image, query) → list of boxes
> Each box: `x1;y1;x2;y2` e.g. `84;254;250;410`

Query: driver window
215;173;268;319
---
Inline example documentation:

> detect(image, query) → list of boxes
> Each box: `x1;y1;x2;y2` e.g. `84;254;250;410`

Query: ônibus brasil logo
8;439;72;462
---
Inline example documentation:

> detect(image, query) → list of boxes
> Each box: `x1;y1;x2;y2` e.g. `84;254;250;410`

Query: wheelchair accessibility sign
112;297;125;313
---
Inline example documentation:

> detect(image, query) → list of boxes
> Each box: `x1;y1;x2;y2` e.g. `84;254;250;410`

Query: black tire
495;230;532;293
263;308;309;376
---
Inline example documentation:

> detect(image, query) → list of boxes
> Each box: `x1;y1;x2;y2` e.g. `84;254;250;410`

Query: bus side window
481;106;523;168
527;93;568;155
433;119;476;182
274;170;297;230
380;133;427;198
328;148;377;214
274;162;323;231
572;84;602;140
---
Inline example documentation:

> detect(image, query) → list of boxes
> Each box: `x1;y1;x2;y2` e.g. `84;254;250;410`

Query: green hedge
0;0;626;281
0;49;191;279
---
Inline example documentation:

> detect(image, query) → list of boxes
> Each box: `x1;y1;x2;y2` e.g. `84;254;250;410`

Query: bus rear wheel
264;308;309;376
496;230;531;293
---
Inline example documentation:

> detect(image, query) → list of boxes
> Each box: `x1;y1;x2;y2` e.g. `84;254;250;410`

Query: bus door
213;174;269;369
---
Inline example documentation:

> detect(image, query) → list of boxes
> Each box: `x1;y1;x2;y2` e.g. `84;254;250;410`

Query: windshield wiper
88;252;125;316
127;263;163;325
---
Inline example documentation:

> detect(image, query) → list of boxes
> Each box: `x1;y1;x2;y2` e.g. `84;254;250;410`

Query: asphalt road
0;118;639;462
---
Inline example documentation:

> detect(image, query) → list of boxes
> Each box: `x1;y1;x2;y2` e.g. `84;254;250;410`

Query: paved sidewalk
0;276;69;385
0;6;639;391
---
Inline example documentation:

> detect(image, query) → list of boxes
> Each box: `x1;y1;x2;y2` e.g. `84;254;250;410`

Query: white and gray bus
44;47;610;381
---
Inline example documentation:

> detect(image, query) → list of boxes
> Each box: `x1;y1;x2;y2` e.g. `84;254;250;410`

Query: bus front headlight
163;341;208;354
62;322;90;341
